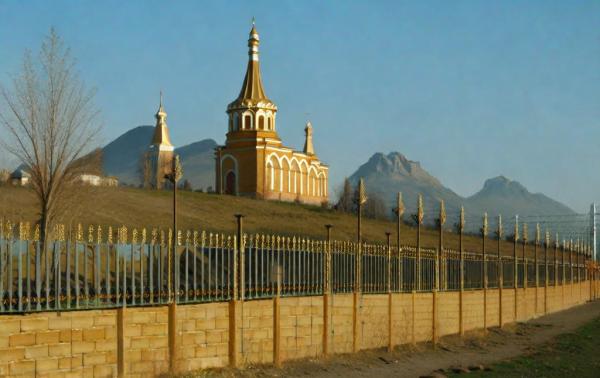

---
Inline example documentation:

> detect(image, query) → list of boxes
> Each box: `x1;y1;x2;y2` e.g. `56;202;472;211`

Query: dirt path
203;300;600;378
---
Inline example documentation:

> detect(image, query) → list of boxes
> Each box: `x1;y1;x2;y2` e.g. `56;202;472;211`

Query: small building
78;174;119;187
10;168;30;186
215;23;329;205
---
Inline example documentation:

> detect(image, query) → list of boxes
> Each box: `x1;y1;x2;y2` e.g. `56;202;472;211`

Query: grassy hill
0;185;522;254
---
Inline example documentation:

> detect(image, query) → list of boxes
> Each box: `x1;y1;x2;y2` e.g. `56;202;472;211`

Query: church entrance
225;171;236;195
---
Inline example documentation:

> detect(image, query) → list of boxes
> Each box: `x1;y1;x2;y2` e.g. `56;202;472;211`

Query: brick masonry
0;281;597;377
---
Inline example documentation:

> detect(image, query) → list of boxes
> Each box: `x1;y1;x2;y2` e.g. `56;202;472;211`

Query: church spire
303;122;315;156
151;91;173;149
227;20;276;111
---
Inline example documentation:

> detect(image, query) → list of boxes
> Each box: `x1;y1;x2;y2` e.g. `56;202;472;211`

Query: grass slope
453;316;600;377
1;186;518;253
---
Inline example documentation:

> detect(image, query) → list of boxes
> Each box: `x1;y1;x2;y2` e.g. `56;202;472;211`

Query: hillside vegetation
1;186;522;254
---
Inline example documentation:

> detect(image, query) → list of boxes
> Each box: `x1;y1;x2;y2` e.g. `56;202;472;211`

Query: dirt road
199;300;600;378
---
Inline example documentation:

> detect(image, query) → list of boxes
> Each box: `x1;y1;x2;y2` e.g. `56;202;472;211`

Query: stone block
9;332;36;347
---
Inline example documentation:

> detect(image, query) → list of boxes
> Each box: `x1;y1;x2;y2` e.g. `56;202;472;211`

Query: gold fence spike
132;229;138;244
33;224;40;241
141;228;147;244
97;225;102;244
193;230;198;246
108;226;113;244
150;229;157;245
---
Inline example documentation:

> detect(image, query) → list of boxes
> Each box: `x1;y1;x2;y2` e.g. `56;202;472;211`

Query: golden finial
18;222;24;240
535;223;541;245
141;228;147;244
160;230;165;246
545;231;550;247
59;224;65;242
394;192;405;217
186;230;191;245
418;194;424;225
151;229;157;245
439;200;446;226
177;230;182;246
132;229;138;244
108;226;113;244
33;224;40;241
120;225;128;244
201;230;206;245
514;216;519;242
168;228;173;246
193;230;198;246
522;223;528;243
482;212;488;236
88;225;94;244
76;224;83;241
97;225;102;243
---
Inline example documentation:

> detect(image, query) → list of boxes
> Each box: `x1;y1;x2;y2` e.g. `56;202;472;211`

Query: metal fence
0;221;594;314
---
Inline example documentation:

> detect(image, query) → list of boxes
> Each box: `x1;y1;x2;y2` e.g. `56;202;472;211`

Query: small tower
303;122;315;156
144;92;175;189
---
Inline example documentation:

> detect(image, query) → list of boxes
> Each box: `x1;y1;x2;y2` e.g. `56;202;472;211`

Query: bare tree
0;28;101;244
335;177;354;213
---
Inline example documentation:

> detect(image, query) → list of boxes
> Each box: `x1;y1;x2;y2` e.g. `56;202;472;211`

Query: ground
172;300;600;378
2;185;519;255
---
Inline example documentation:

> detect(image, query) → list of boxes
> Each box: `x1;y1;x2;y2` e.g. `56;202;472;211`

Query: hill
0;185;522;256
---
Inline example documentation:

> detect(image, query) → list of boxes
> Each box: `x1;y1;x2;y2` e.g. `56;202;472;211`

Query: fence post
323;224;333;357
497;215;504;328
534;224;539;314
561;239;565;307
482;212;488;333
459;206;465;336
228;214;243;368
555;234;559;292
393;193;404;292
522;223;528;317
434;200;445;346
386;232;393;352
273;259;282;367
544;231;550;314
513;216;519;322
353;179;366;353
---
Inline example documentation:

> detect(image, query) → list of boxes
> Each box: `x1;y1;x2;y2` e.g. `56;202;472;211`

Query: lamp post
165;155;183;302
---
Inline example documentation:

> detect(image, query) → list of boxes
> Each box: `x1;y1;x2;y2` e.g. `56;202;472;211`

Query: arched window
258;115;265;130
233;113;239;131
244;114;252;130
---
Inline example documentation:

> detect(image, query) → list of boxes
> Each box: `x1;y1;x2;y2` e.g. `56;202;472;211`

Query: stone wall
0;280;597;377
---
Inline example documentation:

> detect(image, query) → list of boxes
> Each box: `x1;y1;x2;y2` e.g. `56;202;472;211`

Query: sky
0;0;599;213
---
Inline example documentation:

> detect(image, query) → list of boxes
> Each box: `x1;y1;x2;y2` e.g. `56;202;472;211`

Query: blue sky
1;0;599;212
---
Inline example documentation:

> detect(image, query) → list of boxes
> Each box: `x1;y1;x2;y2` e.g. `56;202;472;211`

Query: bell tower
144;92;174;189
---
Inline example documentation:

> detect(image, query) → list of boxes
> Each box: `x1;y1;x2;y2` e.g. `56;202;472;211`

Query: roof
227;24;277;111
151;95;173;147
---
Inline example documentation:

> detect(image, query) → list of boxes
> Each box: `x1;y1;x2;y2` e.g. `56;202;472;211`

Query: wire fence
0;220;594;314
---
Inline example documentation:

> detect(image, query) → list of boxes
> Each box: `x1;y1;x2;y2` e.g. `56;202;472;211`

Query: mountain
102;126;217;190
348;152;575;226
349;152;465;217
467;175;575;218
176;139;218;190
102;126;154;185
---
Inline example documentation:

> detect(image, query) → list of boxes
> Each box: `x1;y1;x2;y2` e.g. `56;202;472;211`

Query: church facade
215;24;329;205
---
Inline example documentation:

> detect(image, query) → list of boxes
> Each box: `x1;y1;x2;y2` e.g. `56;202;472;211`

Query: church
215;23;329;205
